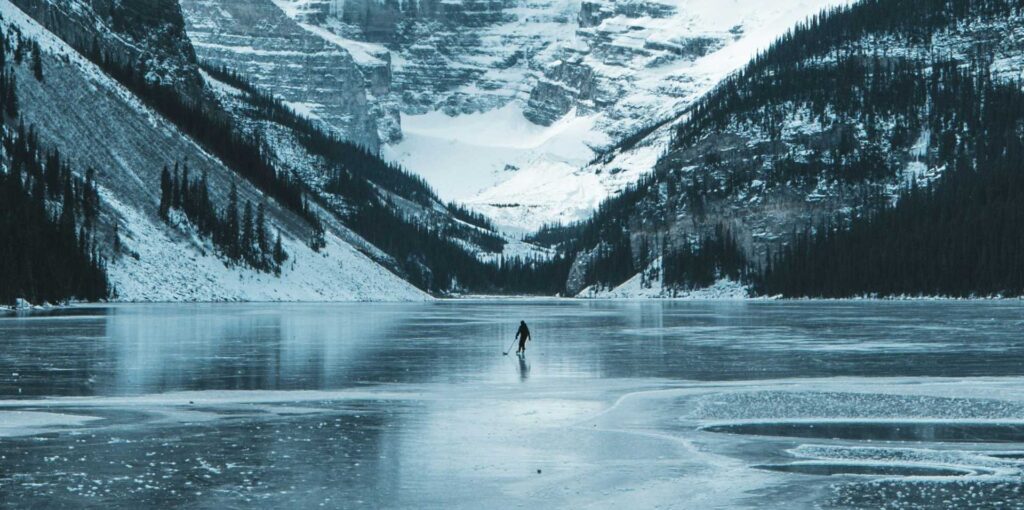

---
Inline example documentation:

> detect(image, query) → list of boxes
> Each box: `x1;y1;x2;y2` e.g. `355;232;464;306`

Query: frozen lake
2;301;1024;508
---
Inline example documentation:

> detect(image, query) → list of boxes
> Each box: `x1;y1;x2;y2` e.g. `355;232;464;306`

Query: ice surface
3;301;1024;508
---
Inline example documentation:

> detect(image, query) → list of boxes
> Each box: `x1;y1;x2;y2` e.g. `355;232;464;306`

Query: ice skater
515;320;531;355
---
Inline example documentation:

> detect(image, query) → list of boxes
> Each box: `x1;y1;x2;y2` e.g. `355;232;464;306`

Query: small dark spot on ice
537;469;542;474
189;401;194;405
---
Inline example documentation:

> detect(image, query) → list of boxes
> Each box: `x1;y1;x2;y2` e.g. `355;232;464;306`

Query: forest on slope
540;0;1024;298
0;27;109;304
0;0;569;303
198;65;571;295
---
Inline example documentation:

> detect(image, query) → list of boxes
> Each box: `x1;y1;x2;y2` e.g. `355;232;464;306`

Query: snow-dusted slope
3;0;427;302
256;0;852;231
578;259;749;299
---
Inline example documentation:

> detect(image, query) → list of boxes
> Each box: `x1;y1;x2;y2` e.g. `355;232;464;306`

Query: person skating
515;320;531;355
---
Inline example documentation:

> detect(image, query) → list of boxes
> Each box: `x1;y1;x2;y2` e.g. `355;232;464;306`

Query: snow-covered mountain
6;0;1020;302
178;0;851;231
549;0;1024;297
2;0;428;301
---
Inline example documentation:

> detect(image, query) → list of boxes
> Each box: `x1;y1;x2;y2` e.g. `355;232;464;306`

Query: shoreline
6;294;1024;311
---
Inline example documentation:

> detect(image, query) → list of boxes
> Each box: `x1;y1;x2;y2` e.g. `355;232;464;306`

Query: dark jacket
516;323;531;342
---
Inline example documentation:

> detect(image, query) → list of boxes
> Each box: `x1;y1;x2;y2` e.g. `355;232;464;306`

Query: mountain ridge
177;0;853;232
551;0;1024;299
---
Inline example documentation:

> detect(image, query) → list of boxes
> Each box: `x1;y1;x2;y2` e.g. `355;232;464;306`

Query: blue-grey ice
2;301;1024;508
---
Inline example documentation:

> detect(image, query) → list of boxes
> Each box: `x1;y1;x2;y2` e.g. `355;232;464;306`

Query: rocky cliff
9;0;206;100
179;0;387;150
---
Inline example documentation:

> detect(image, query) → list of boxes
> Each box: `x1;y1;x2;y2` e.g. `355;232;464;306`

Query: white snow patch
0;411;101;437
578;259;751;299
100;179;426;303
383;105;603;203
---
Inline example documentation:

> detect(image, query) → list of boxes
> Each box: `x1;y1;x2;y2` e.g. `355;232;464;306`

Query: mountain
9;0;1018;303
175;0;850;232
0;0;431;302
0;0;575;304
549;0;1024;298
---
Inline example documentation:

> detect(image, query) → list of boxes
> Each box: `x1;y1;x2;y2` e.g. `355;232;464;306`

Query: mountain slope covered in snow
181;0;852;232
3;0;580;302
1;0;428;301
548;0;1024;298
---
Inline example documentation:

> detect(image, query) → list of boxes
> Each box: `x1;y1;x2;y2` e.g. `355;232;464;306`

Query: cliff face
277;0;534;117
9;0;206;100
178;0;386;150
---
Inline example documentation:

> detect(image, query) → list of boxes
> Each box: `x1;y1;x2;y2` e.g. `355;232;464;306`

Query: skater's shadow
517;353;530;382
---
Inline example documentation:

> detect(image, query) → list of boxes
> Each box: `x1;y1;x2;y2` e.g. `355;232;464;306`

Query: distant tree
13;36;24;64
241;200;254;262
158;165;171;219
180;163;191;210
273;230;287;263
4;73;17;118
171;163;181;210
256;202;268;253
308;213;325;252
112;222;122;256
30;41;43;81
226;181;240;260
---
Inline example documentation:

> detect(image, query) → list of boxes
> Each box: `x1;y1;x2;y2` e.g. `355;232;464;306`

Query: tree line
0;26;110;305
159;164;287;274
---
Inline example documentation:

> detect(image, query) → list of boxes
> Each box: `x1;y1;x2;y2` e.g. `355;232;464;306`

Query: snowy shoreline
7;294;1024;311
12;295;1024;310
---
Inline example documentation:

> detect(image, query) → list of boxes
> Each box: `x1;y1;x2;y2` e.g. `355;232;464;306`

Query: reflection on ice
702;420;1024;443
3;302;1024;508
1;378;1024;508
754;462;976;477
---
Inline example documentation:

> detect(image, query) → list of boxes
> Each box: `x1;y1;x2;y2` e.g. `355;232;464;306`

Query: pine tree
30;41;43;82
13;37;24;64
241;200;254;262
112;222;121;256
274;229;286;272
226;181;239;260
4;73;17;118
180;163;191;212
82;168;98;227
158;165;171;219
256;202;268;254
308;213;325;252
171;163;181;210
